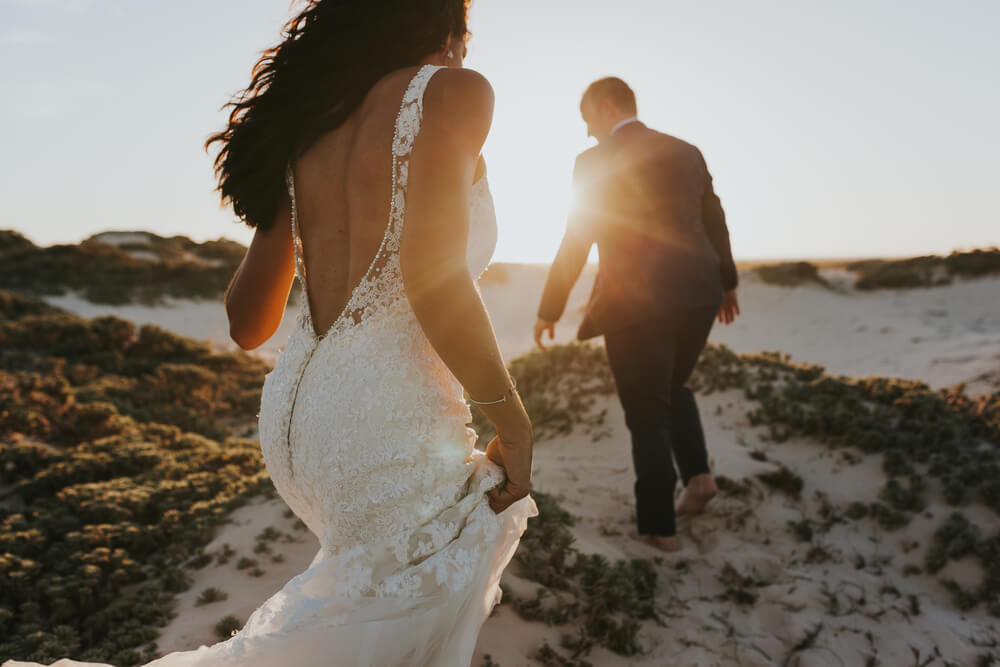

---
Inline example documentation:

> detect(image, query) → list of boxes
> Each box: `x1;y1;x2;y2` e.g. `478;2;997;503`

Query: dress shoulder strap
380;63;444;256
391;64;445;163
284;162;308;289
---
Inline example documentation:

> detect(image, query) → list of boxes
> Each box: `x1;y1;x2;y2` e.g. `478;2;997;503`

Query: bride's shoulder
422;68;494;144
426;67;494;107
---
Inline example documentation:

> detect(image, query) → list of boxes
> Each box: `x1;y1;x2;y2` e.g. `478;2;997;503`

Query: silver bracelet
469;377;518;406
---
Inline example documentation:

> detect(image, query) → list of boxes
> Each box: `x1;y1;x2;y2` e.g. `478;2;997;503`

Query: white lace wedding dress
3;64;537;667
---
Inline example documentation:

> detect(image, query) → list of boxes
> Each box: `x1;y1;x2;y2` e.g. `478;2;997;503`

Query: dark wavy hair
206;0;472;230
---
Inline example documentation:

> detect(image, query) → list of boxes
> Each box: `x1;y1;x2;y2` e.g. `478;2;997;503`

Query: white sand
122;250;162;263
87;231;159;246
154;497;320;654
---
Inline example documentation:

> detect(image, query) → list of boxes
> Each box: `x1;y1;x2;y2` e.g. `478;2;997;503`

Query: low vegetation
508;491;659;662
746;249;1000;291
693;344;1000;615
0;292;271;664
194;587;228;607
0;230;257;305
753;261;830;288
470;343;615;447
213;615;241;641
847;248;1000;290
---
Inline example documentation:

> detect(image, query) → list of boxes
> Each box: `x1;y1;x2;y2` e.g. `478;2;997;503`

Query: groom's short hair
581;77;637;115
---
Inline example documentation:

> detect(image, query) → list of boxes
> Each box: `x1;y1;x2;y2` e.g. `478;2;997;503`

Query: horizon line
4;227;998;268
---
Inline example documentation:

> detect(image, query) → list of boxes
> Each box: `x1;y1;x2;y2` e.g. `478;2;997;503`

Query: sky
1;0;998;263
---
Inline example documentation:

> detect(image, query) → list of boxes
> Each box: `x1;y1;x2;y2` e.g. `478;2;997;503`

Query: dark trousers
603;306;717;537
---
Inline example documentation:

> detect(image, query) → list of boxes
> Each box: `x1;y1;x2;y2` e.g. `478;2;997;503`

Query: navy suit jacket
538;122;738;340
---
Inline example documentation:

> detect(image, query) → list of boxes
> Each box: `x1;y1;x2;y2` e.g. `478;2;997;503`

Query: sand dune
46;264;1000;394
26;264;1000;665
477;265;1000;395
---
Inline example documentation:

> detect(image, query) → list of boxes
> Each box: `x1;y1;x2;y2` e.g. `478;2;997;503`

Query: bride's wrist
492;407;533;445
479;393;530;437
468;375;518;407
497;424;533;447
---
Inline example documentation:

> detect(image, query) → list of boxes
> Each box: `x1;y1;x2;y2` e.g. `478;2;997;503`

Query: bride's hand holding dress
484;433;533;514
479;385;533;515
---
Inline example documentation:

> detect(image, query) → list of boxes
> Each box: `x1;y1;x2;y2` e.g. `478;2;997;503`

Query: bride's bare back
291;66;485;336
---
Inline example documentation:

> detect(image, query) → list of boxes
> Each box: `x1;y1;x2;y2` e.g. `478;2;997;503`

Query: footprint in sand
677;514;722;554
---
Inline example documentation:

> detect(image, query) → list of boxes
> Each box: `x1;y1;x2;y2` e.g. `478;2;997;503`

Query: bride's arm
400;68;532;512
225;194;297;350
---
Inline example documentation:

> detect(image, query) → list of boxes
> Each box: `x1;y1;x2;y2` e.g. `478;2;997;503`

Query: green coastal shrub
509;491;658;660
195;587;228;607
0;292;271;665
213;615;242;640
0;230;249;305
0;289;61;319
849;248;1000;290
0;230;36;255
944;248;1000;277
754;262;829;288
470;343;615;447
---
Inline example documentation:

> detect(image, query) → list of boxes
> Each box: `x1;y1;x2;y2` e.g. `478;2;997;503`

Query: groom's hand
533;318;556;351
718;289;741;325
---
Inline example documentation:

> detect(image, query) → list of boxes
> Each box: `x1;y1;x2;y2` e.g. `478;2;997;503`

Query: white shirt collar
610;117;640;136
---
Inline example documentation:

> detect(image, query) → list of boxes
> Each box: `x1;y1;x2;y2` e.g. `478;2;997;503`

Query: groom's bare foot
675;473;718;517
648;534;680;552
630;531;680;553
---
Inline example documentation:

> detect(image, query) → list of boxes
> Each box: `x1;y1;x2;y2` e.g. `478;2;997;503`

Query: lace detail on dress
311;456;506;599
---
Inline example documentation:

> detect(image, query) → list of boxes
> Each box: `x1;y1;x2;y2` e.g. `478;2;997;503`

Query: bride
4;1;536;666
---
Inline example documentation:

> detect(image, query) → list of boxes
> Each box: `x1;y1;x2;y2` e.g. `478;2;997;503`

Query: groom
534;77;740;552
